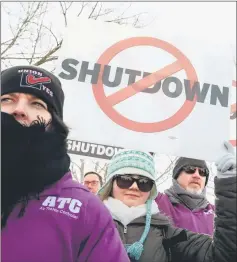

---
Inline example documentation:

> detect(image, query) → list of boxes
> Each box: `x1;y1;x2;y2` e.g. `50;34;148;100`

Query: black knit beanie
173;157;209;185
1;65;64;119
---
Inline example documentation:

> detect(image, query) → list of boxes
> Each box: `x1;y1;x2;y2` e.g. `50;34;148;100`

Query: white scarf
104;197;159;226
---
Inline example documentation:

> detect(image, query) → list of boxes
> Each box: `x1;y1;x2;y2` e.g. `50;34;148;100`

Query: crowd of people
1;65;236;262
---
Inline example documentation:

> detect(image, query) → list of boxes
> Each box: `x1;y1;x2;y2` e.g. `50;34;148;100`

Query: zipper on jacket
124;225;127;234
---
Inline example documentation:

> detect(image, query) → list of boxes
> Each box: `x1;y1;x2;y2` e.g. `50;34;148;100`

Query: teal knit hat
98;149;158;200
98;149;158;261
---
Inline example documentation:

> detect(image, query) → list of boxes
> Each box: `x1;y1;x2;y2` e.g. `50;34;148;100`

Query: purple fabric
155;192;215;235
1;172;129;262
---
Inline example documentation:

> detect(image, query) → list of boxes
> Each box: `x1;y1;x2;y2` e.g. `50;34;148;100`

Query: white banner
56;18;233;162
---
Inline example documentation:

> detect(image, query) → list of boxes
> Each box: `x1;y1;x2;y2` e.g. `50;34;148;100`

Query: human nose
129;181;139;190
192;169;201;178
12;101;28;120
85;182;92;187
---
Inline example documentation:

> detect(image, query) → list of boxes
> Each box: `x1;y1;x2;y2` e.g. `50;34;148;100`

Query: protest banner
67;138;155;160
67;138;122;160
56;19;233;161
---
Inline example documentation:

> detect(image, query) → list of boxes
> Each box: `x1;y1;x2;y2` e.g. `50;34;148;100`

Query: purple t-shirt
1;172;129;262
155;192;215;235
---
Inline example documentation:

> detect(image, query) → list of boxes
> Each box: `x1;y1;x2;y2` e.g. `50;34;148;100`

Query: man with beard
1;65;129;262
155;157;215;235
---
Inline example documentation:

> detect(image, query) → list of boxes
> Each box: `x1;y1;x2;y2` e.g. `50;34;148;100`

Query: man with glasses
155;157;215;235
83;171;103;194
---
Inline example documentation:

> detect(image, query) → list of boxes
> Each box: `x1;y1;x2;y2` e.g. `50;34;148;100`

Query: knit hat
173;157;209;185
1;65;64;119
98;149;158;200
98;149;158;261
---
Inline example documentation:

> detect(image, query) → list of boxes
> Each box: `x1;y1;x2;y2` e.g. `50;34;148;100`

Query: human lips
125;193;139;198
190;181;201;186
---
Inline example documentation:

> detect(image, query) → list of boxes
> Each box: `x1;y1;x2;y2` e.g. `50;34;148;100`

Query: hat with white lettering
98;149;158;200
1;65;64;119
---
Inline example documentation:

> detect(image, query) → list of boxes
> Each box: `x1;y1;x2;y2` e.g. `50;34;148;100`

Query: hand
216;141;236;178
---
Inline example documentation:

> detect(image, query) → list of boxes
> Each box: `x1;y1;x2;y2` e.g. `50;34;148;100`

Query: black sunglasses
182;166;209;177
114;175;154;192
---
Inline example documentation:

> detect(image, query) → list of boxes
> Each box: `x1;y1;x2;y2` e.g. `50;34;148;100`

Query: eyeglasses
84;181;100;186
182;166;209;177
114;175;154;192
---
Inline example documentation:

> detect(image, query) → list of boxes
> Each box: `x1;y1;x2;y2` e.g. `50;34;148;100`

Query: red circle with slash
92;37;198;132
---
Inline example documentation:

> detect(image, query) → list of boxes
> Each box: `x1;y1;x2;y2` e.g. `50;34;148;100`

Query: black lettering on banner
67;139;123;160
78;61;101;84
58;59;230;107
58;58;79;80
184;80;210;103
103;65;124;87
162;77;183;98
210;85;229;107
141;72;162;94
67;139;155;160
125;69;142;85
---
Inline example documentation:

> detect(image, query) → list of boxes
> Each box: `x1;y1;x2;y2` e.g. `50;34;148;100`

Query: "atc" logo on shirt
42;196;82;214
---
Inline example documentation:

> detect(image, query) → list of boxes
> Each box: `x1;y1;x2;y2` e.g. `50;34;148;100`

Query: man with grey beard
155;157;215;235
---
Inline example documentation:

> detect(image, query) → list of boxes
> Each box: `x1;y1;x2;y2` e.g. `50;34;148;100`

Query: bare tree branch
156;156;178;185
1;38;16;45
60;2;67;27
1;2;44;56
91;2;102;20
88;2;99;19
29;21;43;64
137;16;158;29
116;2;132;19
70;160;85;182
91;7;114;20
77;2;89;17
1;2;154;69
1;56;58;60
105;13;146;25
30;21;60;46
97;163;108;178
33;40;62;66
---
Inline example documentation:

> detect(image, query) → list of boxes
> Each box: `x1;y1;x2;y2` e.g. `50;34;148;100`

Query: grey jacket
113;176;236;262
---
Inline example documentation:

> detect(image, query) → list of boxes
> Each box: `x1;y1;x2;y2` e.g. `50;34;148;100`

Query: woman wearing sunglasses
156;157;215;235
98;145;236;262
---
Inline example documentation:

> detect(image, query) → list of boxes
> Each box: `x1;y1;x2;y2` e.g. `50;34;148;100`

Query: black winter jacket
114;176;236;262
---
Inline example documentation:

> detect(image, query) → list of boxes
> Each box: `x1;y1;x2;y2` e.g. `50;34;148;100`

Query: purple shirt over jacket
1;172;129;262
155;192;215;235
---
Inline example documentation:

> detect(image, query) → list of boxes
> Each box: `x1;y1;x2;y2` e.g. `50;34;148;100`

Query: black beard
1;112;70;228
